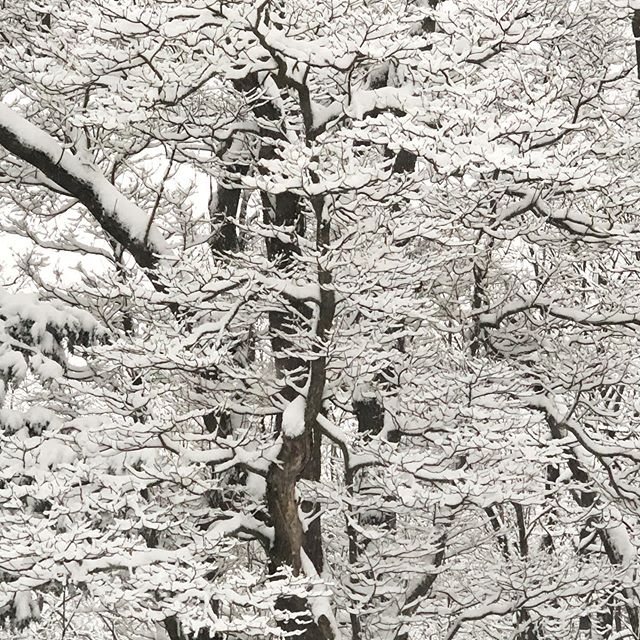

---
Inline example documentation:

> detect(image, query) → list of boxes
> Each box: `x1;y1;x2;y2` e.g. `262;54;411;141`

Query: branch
444;600;516;640
479;295;640;329
0;104;168;270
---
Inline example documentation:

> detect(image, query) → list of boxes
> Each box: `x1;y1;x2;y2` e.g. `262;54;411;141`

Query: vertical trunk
262;189;322;635
208;166;246;256
633;9;640;98
301;423;323;573
347;14;434;628
267;434;308;578
163;170;246;640
484;505;544;640
260;144;331;637
224;67;324;636
542;409;640;636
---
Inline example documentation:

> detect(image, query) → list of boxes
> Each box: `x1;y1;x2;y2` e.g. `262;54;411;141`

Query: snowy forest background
0;0;639;638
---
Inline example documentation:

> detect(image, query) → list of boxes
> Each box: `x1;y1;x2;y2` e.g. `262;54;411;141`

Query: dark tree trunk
250;77;331;636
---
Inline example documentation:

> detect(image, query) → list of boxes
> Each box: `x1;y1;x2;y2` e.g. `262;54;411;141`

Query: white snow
300;550;342;640
606;523;636;565
13;591;39;622
479;294;640;329
346;87;423;120
0;348;27;381
31;437;77;469
31;354;64;381
282;395;306;438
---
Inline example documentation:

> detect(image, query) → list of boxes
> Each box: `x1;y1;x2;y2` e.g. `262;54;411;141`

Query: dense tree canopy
0;1;640;639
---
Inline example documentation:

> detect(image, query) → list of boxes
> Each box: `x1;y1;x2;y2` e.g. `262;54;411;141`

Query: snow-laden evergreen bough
0;0;639;638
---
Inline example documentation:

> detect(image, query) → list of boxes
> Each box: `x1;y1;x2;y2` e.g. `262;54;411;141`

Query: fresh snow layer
282;395;306;438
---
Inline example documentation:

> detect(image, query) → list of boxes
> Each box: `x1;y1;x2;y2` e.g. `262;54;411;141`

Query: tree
1;1;640;639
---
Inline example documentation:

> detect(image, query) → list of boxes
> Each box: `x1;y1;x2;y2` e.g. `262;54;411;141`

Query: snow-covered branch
0;104;168;270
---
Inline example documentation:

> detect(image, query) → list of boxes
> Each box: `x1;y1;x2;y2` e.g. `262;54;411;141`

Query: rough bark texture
209;166;246;255
240;66;331;636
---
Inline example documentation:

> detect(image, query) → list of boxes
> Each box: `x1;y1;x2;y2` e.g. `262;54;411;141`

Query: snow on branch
0;104;168;270
525;393;639;567
444;600;518;640
534;197;616;239
479;295;640;329
524;394;640;467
